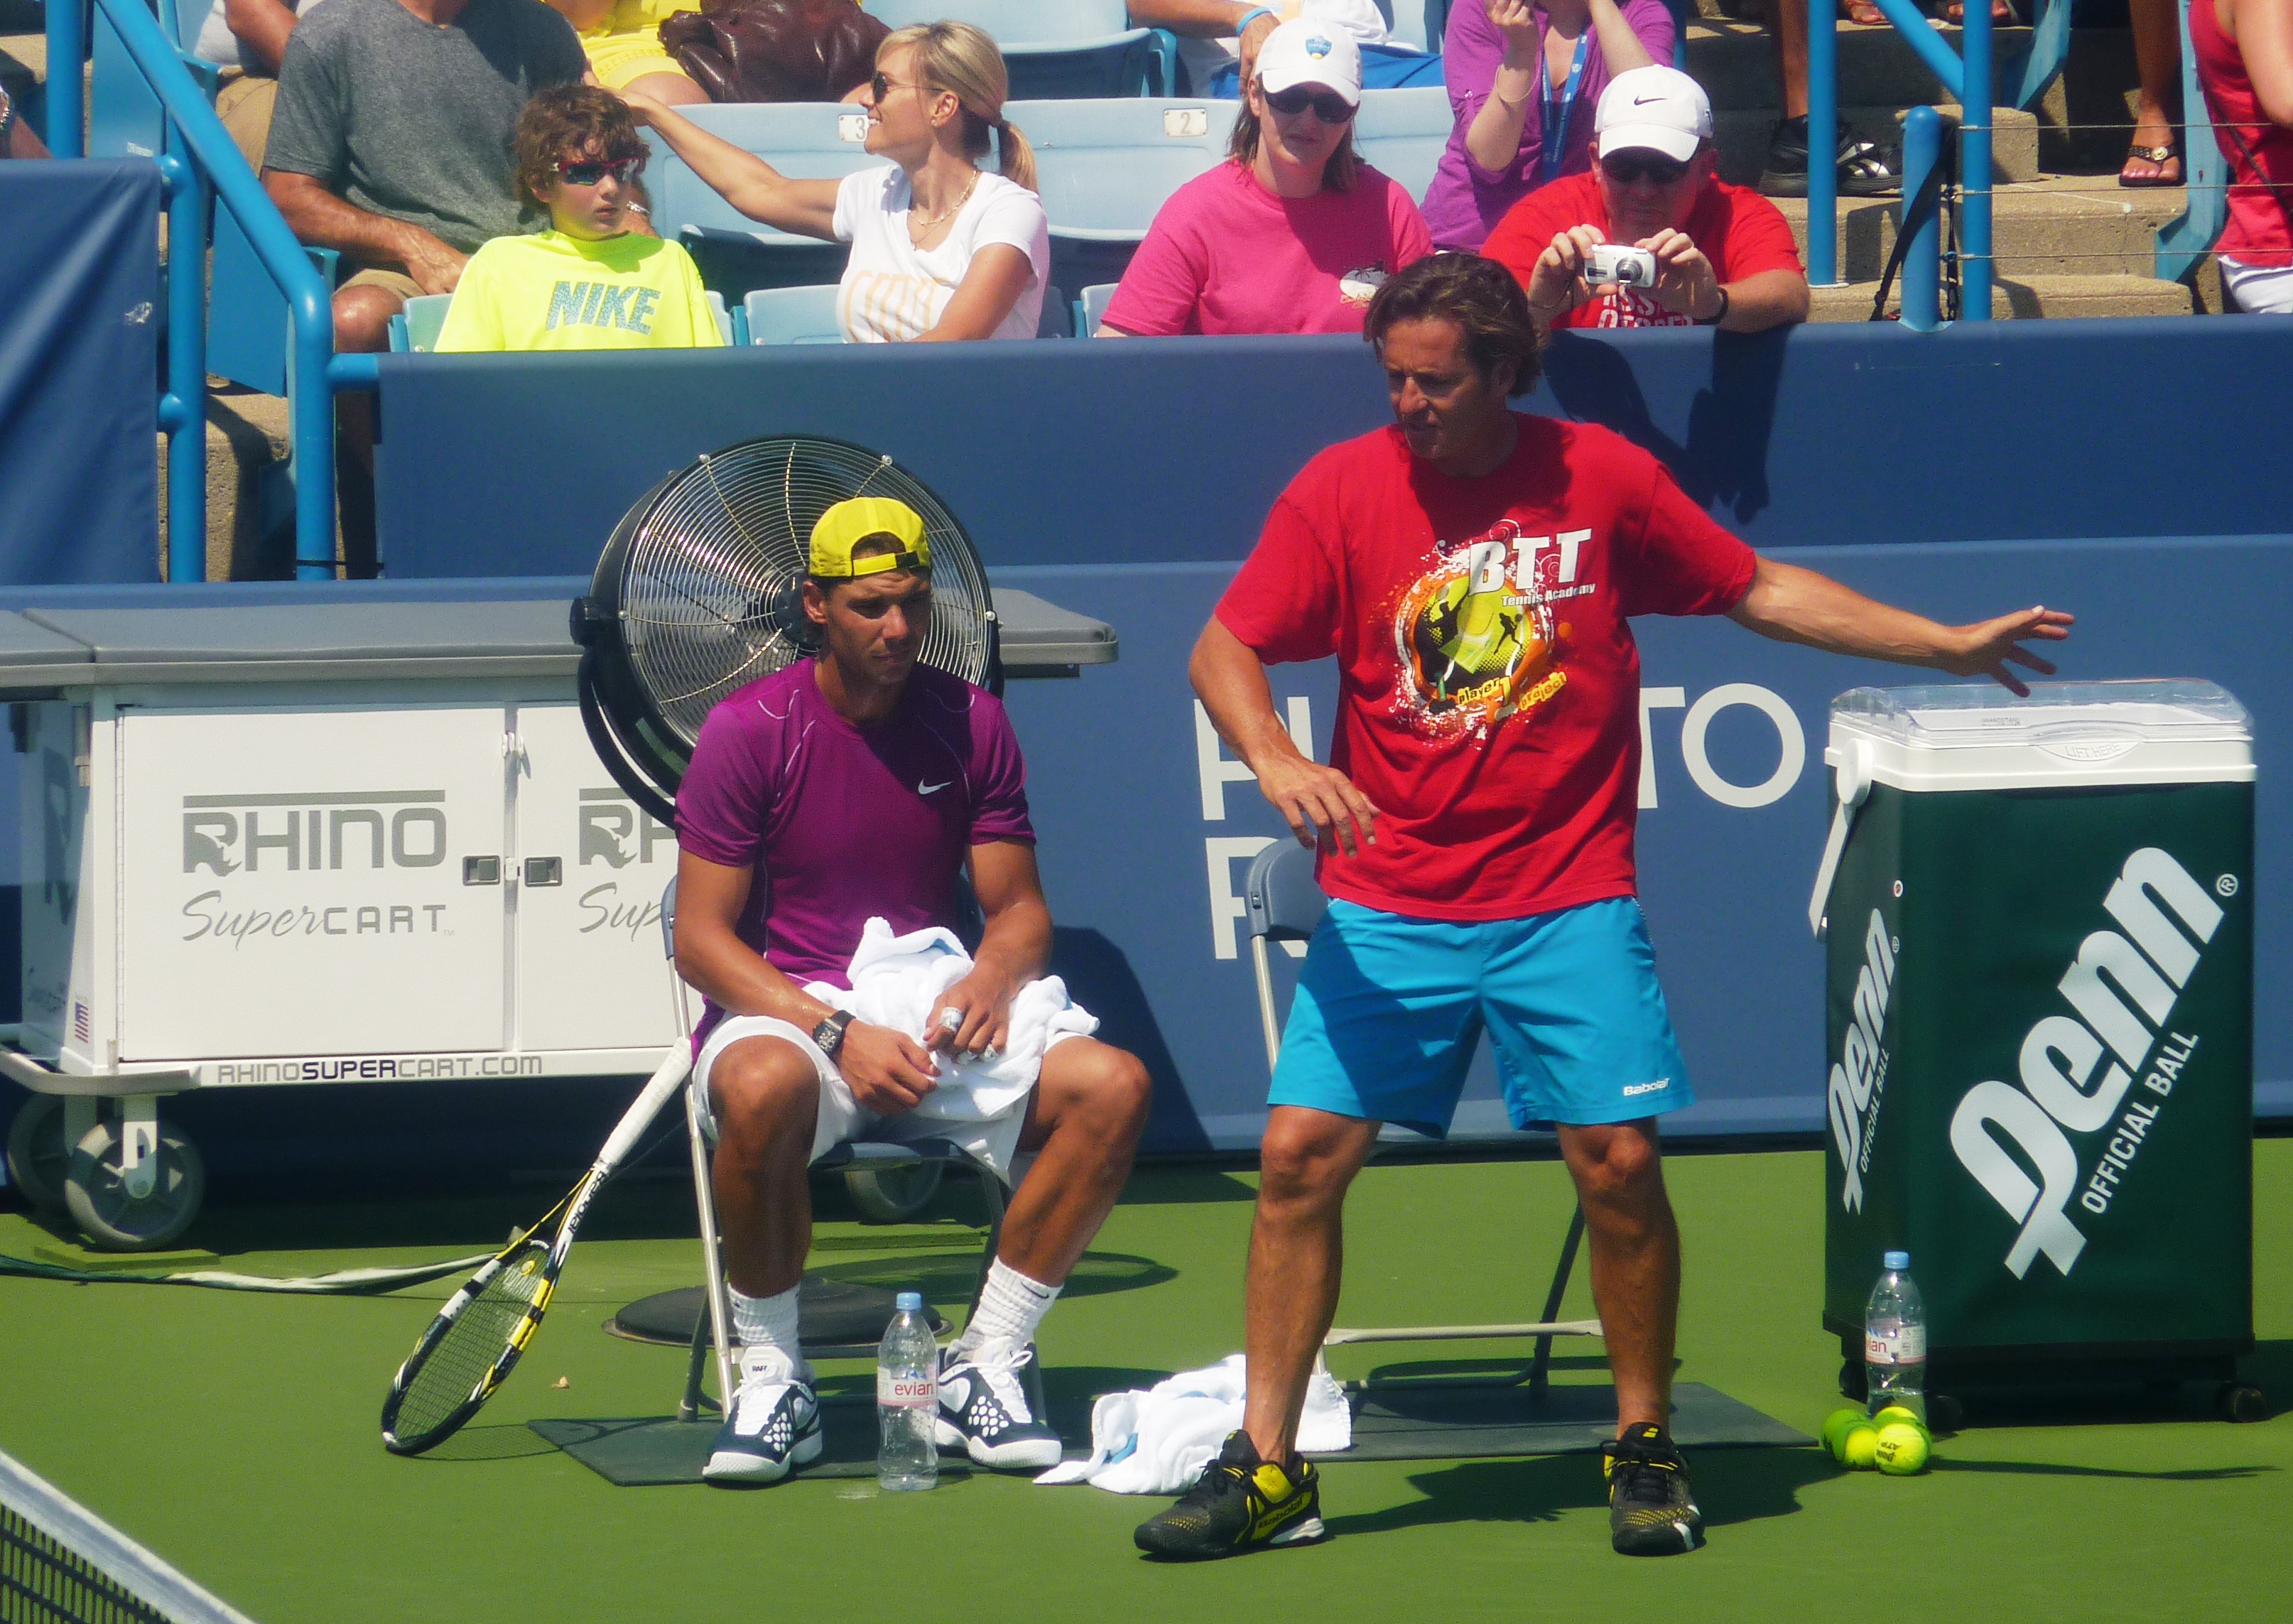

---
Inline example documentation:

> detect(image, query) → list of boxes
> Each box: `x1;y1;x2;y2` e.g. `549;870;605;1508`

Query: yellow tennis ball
1821;1407;1865;1458
1874;1423;1930;1475
1872;1405;1924;1434
1841;1424;1881;1469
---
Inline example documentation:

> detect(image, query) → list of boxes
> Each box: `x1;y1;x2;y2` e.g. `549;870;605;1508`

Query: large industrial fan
570;435;999;825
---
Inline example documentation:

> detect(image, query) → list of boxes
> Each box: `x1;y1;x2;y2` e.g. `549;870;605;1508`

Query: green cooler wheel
843;1162;943;1224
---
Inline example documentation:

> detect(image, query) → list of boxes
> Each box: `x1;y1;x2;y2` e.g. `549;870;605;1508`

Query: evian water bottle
1864;1250;1927;1427
877;1291;940;1490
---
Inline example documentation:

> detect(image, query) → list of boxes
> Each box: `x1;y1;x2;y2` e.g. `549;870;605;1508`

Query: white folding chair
658;877;1041;1424
1245;843;1603;1397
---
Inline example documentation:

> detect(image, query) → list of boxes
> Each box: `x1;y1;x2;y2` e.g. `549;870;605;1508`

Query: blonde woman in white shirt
626;21;1047;342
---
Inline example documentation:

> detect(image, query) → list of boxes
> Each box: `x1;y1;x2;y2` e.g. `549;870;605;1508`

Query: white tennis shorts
693;1014;1073;1185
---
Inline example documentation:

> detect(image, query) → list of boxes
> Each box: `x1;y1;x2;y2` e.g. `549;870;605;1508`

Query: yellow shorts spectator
581;0;700;92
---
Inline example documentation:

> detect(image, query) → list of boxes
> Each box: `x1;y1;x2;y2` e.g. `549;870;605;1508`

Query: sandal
2118;140;2184;188
1942;0;2016;21
1760;116;1904;199
1841;0;1887;23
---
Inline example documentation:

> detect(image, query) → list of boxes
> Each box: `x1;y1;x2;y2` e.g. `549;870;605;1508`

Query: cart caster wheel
1926;1393;1964;1434
5;1095;72;1215
843;1162;943;1224
2218;1384;2267;1424
1838;1358;1868;1402
63;1120;206;1252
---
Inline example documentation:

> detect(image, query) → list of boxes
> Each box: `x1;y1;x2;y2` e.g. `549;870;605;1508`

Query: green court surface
3;1142;2287;1623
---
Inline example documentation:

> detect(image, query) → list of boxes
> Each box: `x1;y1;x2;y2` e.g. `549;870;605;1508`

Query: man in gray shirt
263;0;585;570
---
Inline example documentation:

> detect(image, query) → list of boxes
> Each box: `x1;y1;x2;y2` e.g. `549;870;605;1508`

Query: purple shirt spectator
1421;0;1676;252
675;659;1034;1036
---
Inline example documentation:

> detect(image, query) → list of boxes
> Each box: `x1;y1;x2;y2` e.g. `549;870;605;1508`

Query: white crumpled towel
808;917;1097;1121
1034;1355;1353;1494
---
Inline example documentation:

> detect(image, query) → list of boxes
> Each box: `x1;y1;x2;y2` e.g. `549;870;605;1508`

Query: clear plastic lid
1883;1250;1911;1271
1833;681;2249;749
895;1291;924;1312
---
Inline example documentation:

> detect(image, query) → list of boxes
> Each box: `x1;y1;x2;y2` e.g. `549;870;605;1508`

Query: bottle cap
1883;1250;1911;1270
896;1291;924;1312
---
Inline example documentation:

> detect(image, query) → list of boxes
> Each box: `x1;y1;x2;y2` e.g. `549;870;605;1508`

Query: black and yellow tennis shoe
1133;1430;1328;1559
1601;1422;1706;1555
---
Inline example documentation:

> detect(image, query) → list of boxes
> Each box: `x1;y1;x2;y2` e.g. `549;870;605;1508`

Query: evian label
877;1372;937;1408
1865;1323;1926;1365
1949;848;2224;1281
1828;908;1897;1214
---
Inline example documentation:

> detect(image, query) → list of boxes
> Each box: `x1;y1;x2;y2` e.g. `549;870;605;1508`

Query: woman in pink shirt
1097;21;1432;337
2192;0;2293;313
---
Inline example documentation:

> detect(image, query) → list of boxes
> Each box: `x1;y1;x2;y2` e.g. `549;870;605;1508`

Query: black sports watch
811;1009;855;1061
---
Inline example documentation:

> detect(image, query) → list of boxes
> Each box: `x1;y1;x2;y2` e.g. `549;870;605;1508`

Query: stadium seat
1007;97;1240;290
1354;85;1451;202
744;283;845;345
1072;282;1116;337
646;103;877;296
1378;0;1452;55
868;0;1178;99
207;216;339;396
87;0;222;161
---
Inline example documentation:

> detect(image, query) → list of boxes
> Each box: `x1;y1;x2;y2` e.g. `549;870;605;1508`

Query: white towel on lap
807;918;1097;1120
1034;1355;1353;1493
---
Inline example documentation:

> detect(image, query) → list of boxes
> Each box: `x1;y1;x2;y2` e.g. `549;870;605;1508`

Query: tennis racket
380;1044;694;1455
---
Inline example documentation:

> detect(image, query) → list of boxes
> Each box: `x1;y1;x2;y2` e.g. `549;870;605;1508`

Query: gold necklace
909;168;980;236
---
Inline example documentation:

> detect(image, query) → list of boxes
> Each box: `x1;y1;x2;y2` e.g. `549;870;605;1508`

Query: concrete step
1810;271;2198;322
1683;17;2036;113
1772;173;2194;282
156;387;300;583
1712;102;2039;188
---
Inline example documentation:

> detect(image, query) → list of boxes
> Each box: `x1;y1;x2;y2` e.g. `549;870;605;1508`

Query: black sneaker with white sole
934;1340;1064;1471
1133;1429;1327;1559
1601;1422;1705;1555
703;1346;823;1486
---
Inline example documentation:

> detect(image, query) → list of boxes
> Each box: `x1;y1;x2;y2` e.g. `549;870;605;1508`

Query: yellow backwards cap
809;497;933;579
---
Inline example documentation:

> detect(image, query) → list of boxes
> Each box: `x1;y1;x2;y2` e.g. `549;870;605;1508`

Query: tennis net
1;1449;258;1624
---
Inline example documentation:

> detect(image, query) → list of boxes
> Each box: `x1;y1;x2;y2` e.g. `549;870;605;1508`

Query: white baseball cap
1254;19;1363;107
1593;65;1713;163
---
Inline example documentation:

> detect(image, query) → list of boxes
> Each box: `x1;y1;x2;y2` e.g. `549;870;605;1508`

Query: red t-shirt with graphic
1481;170;1805;330
1216;415;1757;921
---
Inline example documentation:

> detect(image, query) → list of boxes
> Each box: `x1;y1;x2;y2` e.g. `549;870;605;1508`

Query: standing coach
1137;254;2072;1561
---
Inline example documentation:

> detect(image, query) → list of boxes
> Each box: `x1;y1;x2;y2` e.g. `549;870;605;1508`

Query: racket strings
392;1243;551;1438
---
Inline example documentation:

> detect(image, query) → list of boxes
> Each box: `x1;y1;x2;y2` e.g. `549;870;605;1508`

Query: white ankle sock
958;1260;1060;1355
730;1284;804;1375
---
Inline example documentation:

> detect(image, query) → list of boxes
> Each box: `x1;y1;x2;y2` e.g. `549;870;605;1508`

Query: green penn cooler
1812;681;2255;1402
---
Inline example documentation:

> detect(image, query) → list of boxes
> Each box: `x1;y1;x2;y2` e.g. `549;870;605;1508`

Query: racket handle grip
597;1044;696;1171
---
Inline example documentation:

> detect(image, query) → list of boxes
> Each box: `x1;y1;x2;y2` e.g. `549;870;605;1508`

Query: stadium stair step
156;387;300;581
1809;269;2199;320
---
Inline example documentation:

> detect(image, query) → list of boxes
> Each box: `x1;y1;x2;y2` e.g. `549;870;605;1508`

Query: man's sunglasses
557;156;641;186
1264;85;1357;124
1599;151;1690;185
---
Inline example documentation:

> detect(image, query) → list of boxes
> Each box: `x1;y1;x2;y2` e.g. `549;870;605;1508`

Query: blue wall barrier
367;320;2290;1149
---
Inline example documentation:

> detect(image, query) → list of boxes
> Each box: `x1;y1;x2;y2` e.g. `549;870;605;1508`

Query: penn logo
1828;908;1895;1214
1949;848;2223;1280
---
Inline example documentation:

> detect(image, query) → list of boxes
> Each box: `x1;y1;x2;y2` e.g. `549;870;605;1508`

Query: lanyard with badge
1536;26;1590;185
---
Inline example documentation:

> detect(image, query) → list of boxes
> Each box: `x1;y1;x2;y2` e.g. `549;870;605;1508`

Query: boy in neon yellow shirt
436;85;724;353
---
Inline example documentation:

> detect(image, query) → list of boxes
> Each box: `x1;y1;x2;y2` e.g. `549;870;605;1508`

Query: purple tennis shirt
1421;0;1677;252
674;659;1034;1035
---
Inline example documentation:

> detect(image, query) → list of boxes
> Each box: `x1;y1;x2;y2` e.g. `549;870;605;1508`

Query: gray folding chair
1244;842;1602;1397
657;877;1039;1423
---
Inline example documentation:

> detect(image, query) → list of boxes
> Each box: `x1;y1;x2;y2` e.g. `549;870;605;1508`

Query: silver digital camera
1583;244;1659;287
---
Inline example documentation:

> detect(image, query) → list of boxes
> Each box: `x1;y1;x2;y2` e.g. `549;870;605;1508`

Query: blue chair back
1009;97;1240;285
1353;85;1449;202
401;293;452;352
870;0;1173;96
647;104;875;293
744;283;847;345
208;210;337;394
1072;282;1117;337
1377;0;1451;53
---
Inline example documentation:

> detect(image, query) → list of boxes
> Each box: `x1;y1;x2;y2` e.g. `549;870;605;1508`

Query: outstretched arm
1726;555;2074;696
622;91;842;242
1191;617;1381;854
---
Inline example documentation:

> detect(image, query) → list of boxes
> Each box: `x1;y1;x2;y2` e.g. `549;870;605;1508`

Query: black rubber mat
604;1277;948;1350
531;1381;1804;1486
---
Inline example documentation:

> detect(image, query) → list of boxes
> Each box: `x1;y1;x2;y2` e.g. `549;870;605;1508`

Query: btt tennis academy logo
182;790;448;874
1828;906;1896;1216
1948;848;2223;1280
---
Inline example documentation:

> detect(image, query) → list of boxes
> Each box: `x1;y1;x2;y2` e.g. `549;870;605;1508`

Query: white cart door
508;703;681;1054
118;706;511;1059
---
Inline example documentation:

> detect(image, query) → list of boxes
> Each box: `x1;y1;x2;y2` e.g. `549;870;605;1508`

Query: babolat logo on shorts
1828;908;1895;1216
1948;848;2222;1280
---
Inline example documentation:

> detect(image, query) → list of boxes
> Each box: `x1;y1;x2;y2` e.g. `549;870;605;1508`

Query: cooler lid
1828;681;2254;792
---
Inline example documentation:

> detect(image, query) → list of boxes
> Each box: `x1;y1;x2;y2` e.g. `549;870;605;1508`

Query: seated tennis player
675;497;1151;1487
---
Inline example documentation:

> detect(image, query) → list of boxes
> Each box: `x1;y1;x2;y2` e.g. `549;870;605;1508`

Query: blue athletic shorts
1267;896;1693;1136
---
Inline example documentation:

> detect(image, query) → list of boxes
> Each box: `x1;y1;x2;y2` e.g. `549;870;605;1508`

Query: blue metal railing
47;0;369;580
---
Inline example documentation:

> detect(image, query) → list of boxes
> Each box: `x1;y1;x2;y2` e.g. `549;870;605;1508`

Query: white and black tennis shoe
934;1339;1063;1471
704;1346;823;1486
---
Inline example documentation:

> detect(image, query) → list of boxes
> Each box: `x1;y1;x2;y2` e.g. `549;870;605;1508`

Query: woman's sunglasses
1599;151;1690;185
556;156;642;186
870;71;923;104
1264;85;1357;124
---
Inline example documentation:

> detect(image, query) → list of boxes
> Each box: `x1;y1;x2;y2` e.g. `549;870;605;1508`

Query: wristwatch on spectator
811;1009;855;1061
1694;283;1730;326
